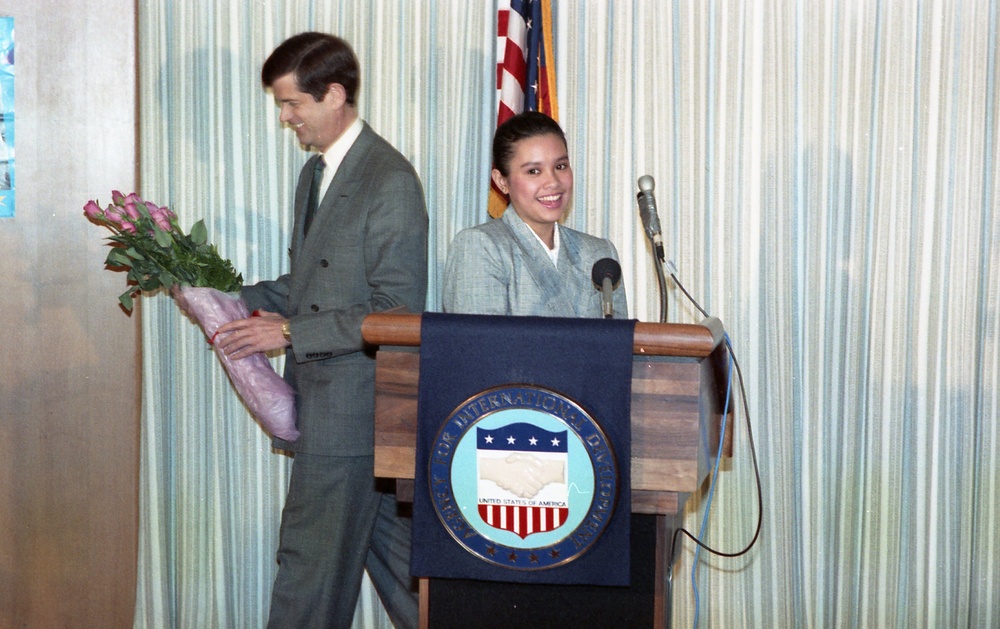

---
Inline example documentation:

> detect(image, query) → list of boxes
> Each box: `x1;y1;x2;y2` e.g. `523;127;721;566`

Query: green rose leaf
106;248;132;267
190;220;208;246
154;229;174;248
119;289;135;312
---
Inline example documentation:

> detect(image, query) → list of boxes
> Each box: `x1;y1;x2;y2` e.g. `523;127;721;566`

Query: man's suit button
311;304;320;312
319;259;329;267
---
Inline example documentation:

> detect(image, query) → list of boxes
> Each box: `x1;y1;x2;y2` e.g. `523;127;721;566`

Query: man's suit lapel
501;211;577;316
290;125;376;304
291;154;319;250
303;125;374;249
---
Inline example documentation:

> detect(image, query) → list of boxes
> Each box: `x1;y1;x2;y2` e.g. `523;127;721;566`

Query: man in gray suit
215;32;426;629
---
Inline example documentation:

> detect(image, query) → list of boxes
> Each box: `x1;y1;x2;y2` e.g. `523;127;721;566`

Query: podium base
426;514;658;629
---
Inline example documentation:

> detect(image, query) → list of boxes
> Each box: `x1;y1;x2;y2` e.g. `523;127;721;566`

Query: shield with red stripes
476;422;569;539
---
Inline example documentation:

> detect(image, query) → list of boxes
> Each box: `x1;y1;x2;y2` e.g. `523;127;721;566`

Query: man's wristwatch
281;321;292;342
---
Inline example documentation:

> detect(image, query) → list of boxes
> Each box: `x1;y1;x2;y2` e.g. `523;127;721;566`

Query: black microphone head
591;257;622;287
638;175;655;194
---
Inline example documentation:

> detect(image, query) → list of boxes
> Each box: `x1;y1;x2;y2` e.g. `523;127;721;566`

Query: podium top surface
362;312;724;358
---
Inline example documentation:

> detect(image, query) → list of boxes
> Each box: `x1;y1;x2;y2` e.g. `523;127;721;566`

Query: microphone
636;175;665;263
591;258;622;319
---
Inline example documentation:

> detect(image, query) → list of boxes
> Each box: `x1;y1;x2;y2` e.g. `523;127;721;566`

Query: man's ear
323;83;348;107
491;168;509;195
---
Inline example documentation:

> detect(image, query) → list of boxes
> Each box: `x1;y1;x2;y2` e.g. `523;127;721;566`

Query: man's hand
214;310;290;359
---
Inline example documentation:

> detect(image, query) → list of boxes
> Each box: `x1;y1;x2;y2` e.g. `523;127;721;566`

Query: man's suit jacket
242;122;428;456
442;208;628;319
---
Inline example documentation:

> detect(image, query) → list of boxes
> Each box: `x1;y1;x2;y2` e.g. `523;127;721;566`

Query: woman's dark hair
492;111;568;176
261;32;359;106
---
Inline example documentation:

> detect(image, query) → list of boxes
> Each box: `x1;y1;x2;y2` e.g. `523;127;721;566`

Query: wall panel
0;1;138;627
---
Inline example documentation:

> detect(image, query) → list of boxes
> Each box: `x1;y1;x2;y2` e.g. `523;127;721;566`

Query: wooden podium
361;312;732;629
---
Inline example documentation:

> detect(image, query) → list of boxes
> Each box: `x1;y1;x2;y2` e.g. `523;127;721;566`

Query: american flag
489;0;559;218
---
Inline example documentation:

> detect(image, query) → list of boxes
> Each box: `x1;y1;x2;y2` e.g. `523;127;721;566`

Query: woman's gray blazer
442;209;628;319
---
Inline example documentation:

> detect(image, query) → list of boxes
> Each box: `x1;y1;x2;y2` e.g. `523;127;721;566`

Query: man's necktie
303;155;326;236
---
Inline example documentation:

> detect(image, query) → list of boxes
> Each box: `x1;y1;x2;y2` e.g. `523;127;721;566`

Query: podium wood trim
362;311;724;356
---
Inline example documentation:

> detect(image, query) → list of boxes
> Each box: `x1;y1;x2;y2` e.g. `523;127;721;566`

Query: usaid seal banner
429;385;619;571
411;313;635;586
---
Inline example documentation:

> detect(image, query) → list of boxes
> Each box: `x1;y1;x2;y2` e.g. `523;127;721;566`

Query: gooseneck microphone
636;174;669;322
591;258;622;319
636;175;665;263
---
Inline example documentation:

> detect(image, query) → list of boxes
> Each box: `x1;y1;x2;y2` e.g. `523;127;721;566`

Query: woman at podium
442;111;628;319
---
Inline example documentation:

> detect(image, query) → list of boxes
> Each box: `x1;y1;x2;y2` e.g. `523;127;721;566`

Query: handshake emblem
479;453;566;499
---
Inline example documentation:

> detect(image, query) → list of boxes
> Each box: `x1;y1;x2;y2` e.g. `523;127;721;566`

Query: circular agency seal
428;384;620;571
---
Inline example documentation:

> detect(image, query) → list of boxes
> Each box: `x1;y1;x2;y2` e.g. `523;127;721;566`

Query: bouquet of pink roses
84;191;298;441
83;190;242;311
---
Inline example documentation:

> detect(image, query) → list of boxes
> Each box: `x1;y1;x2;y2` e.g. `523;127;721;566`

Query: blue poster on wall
0;17;13;218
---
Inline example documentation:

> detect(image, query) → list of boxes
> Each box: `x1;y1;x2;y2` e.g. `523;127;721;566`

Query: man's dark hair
261;32;360;106
492;111;568;176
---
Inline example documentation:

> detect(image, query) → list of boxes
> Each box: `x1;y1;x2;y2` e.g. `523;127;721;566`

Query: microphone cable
691;338;734;628
661;262;764;623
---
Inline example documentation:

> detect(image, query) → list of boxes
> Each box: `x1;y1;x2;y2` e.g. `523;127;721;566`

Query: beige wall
0;1;138;627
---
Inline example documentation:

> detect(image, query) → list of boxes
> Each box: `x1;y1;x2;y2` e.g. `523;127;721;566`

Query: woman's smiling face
492;132;573;245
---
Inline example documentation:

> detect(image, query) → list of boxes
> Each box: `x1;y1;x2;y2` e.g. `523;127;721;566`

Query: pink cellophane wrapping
180;286;299;442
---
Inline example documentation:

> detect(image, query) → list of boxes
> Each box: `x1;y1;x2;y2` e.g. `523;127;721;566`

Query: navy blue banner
411;313;635;586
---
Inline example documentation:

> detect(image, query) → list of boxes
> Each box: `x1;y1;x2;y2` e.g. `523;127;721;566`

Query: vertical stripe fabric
136;1;999;627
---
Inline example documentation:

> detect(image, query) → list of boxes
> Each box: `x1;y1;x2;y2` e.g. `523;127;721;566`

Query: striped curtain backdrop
134;1;999;627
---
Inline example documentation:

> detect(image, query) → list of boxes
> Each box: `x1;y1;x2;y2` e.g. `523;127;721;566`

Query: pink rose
150;207;173;232
123;201;141;221
126;192;144;206
111;190;127;205
120;221;138;234
104;205;126;225
143;199;177;222
83;200;104;220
